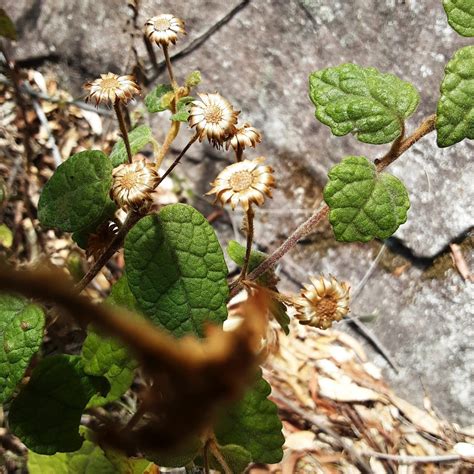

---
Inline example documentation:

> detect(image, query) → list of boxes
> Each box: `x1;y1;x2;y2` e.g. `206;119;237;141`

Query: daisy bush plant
0;3;473;473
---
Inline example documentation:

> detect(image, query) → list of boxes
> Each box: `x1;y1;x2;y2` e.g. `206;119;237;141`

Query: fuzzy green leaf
185;70;202;88
227;240;290;334
0;294;44;403
107;276;139;312
27;439;116;474
146;437;202;468
196;444;252;474
125;204;229;337
9;355;108;454
38;150;113;233
309;63;419;144
110;125;153;167
0;8;17;40
144;84;174;113
215;371;284;464
170;96;194;122
324;156;410;242
443;0;474;36
82;328;137;407
436;45;474;147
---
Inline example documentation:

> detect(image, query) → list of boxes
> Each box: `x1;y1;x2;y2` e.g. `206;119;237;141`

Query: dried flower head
189;93;239;147
84;73;140;107
207;157;275;211
145;14;185;47
110;159;160;209
86;221;119;261
294;275;350;329
226;123;262;151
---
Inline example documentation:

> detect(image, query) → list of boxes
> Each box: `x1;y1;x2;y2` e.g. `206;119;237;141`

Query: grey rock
3;0;473;423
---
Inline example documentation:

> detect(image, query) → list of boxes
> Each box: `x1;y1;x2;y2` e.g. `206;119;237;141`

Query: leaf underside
309;63;419;144
436;45;474;147
323;156;410;242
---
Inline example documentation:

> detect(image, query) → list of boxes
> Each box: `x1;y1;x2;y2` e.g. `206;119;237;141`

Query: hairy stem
235;147;243;162
155;120;180;168
239;206;254;280
157;132;199;184
75;211;140;292
75;134;198;292
230;114;437;297
162;44;178;90
113;101;133;164
209;440;232;474
375;114;436;172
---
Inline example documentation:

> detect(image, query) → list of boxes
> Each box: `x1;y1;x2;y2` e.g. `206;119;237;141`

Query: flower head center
204;105;223;124
99;77;120;91
120;172;139;190
229;171;253;192
314;296;338;319
154;18;171;31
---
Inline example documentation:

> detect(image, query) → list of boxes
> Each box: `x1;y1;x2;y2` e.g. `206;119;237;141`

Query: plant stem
155;120;180;168
156;132;199;184
235;147;243;162
75;211;140;293
239;205;254;280
375;114;436;172
113;101;133;164
75;134;198;293
209;440;232;474
162;44;178;90
230;114;437;297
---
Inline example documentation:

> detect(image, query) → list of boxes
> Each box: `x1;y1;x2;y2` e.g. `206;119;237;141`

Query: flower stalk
113;101;133;164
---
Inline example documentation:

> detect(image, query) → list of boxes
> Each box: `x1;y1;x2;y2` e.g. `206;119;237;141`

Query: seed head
84;73;140;107
294;275;350;329
207;157;275;211
226;123;262;151
110;159;160;209
188;93;239;148
145;14;186;47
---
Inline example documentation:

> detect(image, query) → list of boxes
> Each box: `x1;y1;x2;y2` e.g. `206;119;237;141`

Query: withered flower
84;73;140;107
226;123;262;151
207;158;275;211
145;14;186;47
110;159;160;209
188;93;239;147
294;275;350;329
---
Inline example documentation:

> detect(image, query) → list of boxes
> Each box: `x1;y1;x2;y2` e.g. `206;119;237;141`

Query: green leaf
436;45;474;147
38;150;113;233
27;439;116;474
124;204;229;337
82;328;137;407
309;63;419;144
443;0;474;36
144;84;174;113
323;156;410;242
227;241;290;335
215;371;284;464
9;355;108;454
146;437;202;468
0;294;44;403
170;96;194;122
71;199;117;250
185;70;202;88
104;450;153;473
0;8;17;40
0;223;13;248
107;276;139;312
110;125;153;167
196;444;252;474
